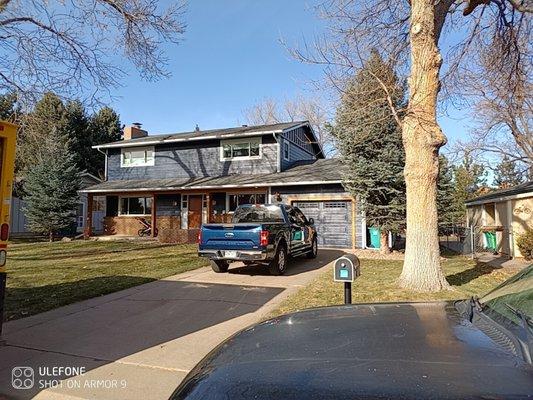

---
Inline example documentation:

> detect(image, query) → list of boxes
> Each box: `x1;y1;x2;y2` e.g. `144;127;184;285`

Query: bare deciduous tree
289;0;531;291
0;0;186;105
243;95;335;156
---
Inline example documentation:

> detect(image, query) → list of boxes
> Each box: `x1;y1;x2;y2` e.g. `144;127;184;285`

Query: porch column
206;193;211;223
151;193;157;237
84;193;93;239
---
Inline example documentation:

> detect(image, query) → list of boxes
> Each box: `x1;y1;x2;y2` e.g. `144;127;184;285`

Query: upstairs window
220;138;261;160
121;146;154;167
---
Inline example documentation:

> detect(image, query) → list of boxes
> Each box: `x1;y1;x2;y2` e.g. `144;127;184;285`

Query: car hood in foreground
171;302;533;399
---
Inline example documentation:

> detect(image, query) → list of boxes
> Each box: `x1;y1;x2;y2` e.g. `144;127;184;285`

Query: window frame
226;192;267;212
283;141;290;161
220;137;262;161
118;196;153;216
120;146;155;168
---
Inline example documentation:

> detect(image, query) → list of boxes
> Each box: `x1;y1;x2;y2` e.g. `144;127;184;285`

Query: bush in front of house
516;229;533;260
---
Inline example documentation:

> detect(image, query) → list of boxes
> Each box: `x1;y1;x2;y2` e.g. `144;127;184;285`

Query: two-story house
82;121;363;248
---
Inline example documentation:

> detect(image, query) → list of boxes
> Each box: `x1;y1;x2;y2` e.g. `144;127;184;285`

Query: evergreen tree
451;155;486;224
493;156;525;188
23;135;81;241
87;107;122;177
437;156;462;226
330;50;405;253
0;92;17;121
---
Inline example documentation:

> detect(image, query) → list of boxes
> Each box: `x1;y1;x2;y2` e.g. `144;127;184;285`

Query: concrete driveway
0;249;344;400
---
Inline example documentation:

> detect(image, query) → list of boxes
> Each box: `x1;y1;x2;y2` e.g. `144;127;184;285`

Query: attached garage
294;200;353;248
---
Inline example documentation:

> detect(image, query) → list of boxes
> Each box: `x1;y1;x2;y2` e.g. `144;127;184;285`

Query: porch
84;189;268;243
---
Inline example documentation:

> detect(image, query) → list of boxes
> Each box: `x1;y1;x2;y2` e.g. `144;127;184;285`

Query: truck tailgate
200;224;261;250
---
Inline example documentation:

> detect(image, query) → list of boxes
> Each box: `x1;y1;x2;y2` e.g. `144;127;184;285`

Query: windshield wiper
503;302;532;364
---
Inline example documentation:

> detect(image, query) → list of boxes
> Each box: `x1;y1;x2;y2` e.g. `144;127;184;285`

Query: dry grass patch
272;255;517;317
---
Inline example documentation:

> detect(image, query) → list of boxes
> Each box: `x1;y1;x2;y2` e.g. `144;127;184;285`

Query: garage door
294;201;352;248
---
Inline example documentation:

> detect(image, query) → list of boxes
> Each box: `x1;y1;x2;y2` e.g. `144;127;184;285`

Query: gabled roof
93;121;322;155
81;158;343;193
465;180;533;205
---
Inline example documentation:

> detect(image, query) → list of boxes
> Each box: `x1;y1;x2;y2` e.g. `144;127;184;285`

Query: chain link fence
439;224;512;259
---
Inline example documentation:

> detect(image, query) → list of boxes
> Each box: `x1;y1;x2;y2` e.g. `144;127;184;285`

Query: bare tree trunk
380;230;391;255
398;0;450;292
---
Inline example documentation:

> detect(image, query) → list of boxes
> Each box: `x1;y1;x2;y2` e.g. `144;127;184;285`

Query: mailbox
333;254;360;305
333;254;360;282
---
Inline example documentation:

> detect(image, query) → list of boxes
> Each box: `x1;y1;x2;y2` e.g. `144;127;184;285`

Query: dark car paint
170;302;533;400
198;204;316;262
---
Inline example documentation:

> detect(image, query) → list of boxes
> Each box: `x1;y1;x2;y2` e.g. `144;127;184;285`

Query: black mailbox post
333;254;361;304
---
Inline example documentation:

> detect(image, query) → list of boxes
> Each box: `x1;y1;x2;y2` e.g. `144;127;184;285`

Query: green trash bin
368;227;381;249
484;231;497;251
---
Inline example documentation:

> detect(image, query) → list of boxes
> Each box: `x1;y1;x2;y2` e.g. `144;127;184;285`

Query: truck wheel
306;237;318;259
268;245;287;276
211;260;229;273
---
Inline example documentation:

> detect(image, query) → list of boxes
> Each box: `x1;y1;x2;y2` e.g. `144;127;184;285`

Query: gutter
80;179;344;194
465;191;532;206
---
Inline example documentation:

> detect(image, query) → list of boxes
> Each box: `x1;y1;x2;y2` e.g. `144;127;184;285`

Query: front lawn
4;240;208;321
272;255;519;317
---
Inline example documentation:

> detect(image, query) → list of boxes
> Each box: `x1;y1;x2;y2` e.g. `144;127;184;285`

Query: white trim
465;192;532;206
82;180;344;193
226;191;268;211
121;146;155;168
94;130;285;150
219;137;262;161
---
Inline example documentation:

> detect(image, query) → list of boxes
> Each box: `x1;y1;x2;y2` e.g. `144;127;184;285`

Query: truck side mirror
308;217;314;225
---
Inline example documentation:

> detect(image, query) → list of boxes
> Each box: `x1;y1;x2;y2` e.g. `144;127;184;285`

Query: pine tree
87;107;122;177
451;155;486;224
23;135;81;241
0;92;17;121
437;156;462;226
331;50;405;254
493;156;525;188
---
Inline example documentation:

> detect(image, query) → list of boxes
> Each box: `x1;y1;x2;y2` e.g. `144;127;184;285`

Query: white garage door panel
295;200;352;248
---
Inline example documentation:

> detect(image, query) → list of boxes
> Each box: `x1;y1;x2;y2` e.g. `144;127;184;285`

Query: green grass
272;255;518;317
4;240;208;321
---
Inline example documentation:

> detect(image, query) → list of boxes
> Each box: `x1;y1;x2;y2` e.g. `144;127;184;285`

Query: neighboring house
82;121;364;248
466;180;533;258
10;172;104;236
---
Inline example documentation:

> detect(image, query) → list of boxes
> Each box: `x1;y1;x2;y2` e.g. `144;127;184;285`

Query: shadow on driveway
0;279;283;399
227;248;347;277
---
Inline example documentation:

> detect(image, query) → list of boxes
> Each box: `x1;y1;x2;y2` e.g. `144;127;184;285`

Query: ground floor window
119;197;152;215
228;193;266;211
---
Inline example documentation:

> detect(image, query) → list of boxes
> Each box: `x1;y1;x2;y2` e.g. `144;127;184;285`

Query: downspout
273;132;281;173
96;148;108;181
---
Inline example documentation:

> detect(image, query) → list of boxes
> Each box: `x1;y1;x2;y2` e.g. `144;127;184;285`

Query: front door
188;195;203;229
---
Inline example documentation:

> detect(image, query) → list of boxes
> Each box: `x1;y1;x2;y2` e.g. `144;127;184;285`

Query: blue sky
112;0;472;149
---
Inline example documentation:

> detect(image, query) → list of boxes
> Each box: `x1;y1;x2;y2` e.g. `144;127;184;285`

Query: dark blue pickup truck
198;204;318;275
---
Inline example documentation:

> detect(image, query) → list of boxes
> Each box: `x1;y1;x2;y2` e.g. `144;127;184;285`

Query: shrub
516;229;533;260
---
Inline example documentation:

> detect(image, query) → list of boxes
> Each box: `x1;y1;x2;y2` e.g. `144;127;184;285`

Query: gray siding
108;136;278;181
280;126;317;171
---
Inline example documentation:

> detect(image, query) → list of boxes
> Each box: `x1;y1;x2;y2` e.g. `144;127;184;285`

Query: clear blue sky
112;0;471;148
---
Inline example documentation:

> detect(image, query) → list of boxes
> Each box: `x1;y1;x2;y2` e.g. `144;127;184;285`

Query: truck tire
268;244;287;276
306;237;318;259
211;260;229;273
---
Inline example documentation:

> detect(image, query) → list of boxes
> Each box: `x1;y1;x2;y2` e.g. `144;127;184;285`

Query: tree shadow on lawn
9;243;178;262
445;257;508;286
5;275;156;321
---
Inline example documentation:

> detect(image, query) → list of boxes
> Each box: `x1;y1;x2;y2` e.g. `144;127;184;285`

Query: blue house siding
280;126;317;171
107;136;279;181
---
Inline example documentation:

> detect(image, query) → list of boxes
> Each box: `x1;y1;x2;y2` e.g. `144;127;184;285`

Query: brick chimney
123;122;148;140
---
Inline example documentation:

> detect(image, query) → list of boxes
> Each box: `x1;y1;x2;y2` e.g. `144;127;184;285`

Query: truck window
232;205;284;223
